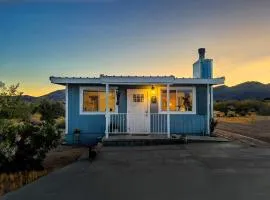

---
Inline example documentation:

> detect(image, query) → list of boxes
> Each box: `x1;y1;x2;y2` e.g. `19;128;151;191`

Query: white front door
127;89;150;133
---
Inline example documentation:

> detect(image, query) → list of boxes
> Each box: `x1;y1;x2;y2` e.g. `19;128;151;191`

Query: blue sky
0;0;270;96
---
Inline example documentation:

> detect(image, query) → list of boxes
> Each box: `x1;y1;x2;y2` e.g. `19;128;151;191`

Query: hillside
214;81;270;100
22;81;270;102
22;90;65;102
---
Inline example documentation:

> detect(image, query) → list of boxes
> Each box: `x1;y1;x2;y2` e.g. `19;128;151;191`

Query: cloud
0;81;5;88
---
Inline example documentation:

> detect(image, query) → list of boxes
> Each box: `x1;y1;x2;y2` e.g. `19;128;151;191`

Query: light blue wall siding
193;60;213;79
170;114;206;135
196;85;207;115
201;59;213;79
67;84;106;144
66;84;209;144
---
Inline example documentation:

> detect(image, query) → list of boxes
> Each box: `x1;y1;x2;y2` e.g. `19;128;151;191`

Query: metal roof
50;74;225;85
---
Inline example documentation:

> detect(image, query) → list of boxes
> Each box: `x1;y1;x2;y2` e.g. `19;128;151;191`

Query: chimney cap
198;48;206;59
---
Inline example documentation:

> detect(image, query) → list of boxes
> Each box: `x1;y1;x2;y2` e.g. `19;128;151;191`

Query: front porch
104;84;173;139
102;134;228;146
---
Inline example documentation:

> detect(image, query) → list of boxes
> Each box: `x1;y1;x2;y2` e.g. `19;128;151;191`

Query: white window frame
158;86;196;114
79;86;118;115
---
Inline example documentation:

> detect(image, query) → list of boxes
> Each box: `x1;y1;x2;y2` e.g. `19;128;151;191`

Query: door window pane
133;94;144;102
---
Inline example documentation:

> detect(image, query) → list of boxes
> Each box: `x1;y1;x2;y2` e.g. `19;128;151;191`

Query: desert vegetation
214;100;270;117
0;83;82;196
214;100;270;144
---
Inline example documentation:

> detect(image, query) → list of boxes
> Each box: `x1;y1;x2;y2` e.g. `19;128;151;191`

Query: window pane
83;91;98;112
161;90;176;111
83;89;116;112
108;91;116;112
177;89;193;112
161;90;167;111
99;92;106;112
161;88;193;112
170;90;176;111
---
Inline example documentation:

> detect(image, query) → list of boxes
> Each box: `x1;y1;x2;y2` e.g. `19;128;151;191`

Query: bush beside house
0;83;64;195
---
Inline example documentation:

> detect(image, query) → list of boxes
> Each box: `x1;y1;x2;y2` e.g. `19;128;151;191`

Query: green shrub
258;104;270;116
0;83;32;121
210;118;218;134
214;100;270;116
227;110;237;117
38;99;65;124
0;122;61;172
55;117;65;129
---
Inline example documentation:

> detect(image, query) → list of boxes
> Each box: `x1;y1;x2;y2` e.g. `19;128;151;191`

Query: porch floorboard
102;134;228;146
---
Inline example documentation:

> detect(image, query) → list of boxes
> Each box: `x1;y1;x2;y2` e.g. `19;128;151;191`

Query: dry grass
216;115;270;143
0;146;86;196
217;115;257;124
0;171;48;196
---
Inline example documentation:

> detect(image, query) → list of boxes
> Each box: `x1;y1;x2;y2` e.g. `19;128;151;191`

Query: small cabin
50;48;224;144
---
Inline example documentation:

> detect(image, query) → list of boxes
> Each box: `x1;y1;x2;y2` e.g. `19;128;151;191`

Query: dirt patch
43;146;86;172
215;116;270;145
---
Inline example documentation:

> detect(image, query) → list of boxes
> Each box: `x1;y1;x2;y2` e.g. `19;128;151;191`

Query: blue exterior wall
201;59;213;79
170;114;206;135
66;84;106;144
66;84;209;144
193;59;213;79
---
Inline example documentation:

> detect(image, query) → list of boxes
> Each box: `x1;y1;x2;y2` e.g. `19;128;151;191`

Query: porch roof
50;75;225;85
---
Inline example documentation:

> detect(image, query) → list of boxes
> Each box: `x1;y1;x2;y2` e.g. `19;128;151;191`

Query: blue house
50;48;224;144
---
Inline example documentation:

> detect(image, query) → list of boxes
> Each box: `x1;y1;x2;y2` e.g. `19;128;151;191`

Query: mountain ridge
22;81;270;102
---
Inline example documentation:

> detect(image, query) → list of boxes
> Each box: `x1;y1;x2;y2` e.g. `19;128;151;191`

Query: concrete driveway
3;142;270;200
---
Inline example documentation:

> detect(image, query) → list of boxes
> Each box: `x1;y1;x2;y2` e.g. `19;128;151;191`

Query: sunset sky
1;0;270;96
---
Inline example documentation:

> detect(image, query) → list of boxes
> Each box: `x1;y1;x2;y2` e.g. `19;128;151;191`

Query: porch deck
102;134;228;146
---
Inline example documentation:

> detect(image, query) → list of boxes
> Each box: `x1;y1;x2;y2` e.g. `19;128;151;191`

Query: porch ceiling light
151;85;156;95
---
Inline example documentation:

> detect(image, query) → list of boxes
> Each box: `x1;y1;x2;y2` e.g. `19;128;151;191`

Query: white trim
50;76;225;85
166;84;170;138
158;86;197;114
65;84;68;134
211;86;213;118
206;84;210;135
105;84;109;139
79;86;118;115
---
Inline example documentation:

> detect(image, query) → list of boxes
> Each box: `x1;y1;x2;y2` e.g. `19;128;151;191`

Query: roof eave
50;76;225;85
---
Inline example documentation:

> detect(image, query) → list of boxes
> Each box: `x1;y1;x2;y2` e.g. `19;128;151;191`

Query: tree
0;83;31;121
38;99;65;124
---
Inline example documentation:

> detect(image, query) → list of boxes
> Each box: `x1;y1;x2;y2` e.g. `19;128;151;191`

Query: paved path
3;143;270;200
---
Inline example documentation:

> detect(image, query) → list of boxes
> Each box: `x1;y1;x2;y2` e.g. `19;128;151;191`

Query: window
133;94;144;102
81;87;116;113
160;87;195;113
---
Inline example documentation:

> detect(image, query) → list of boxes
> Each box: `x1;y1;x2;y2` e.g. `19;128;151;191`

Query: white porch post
166;84;170;138
105;84;109;138
65;84;68;134
206;84;210;135
211;86;213;118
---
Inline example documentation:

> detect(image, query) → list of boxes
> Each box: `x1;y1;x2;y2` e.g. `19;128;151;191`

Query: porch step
102;134;228;146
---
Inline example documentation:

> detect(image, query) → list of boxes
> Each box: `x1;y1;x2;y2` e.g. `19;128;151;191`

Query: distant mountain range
22;90;65;103
22;81;270;102
214;81;270;101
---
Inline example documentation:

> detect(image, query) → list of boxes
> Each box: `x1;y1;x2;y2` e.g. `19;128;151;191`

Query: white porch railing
107;113;167;134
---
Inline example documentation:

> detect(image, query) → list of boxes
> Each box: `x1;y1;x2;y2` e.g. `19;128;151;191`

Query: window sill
159;111;196;115
79;112;117;115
